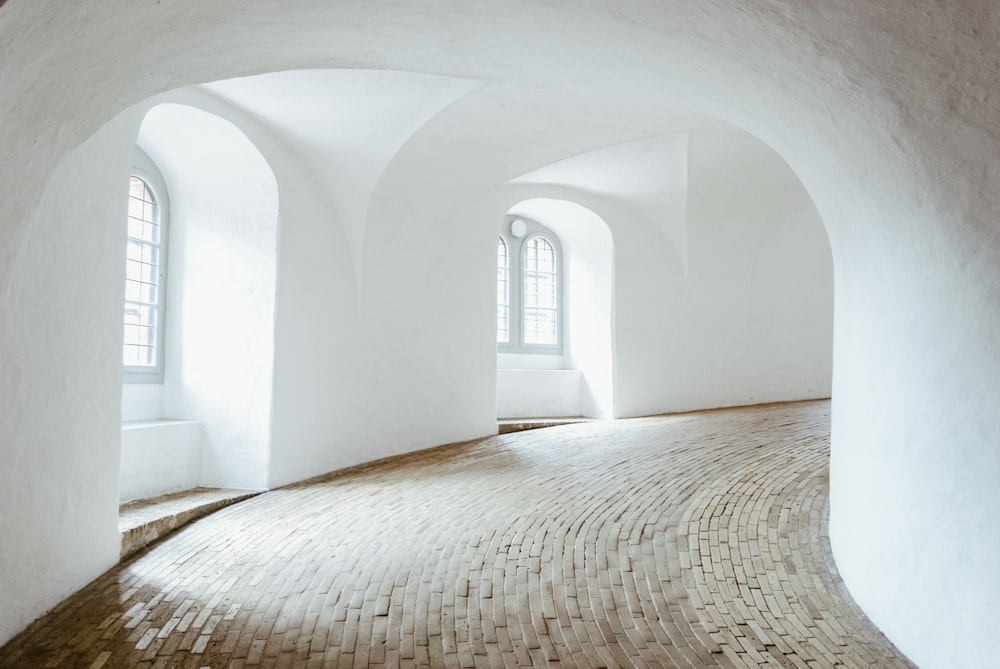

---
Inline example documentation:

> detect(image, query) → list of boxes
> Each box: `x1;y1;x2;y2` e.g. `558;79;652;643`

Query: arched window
497;237;509;343
522;235;558;345
497;218;562;353
123;155;169;383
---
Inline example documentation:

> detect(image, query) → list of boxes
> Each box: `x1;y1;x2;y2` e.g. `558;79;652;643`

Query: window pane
123;343;155;367
497;237;509;343
124;176;161;369
126;240;143;261
128;196;143;219
523;307;557;345
124;279;141;303
129;177;146;198
123;344;140;366
125;257;141;280
122;301;157;366
127;178;159;244
522;236;557;345
140;260;157;285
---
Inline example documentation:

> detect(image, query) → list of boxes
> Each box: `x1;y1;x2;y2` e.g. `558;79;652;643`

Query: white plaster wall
496;370;582;418
613;133;833;417
119;421;203;503
497;353;564;370
0;112;139;645
265;154;362;486
140;104;278;491
120;384;164;422
355;209;500;457
345;123;504;461
812;133;1000;669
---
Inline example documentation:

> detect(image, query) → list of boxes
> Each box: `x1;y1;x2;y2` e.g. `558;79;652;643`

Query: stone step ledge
119;487;261;559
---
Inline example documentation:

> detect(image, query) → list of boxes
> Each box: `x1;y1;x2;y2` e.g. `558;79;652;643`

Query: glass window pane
497;237;509;343
129;178;145;198
124;279;140;302
141;281;157;304
123;344;139;366
522;236;557;346
124;176;162;369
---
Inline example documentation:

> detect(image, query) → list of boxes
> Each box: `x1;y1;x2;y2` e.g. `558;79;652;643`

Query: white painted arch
499;196;616;420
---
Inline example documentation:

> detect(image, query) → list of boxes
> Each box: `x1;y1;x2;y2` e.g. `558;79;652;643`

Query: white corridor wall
0;110;141;645
613;133;833;417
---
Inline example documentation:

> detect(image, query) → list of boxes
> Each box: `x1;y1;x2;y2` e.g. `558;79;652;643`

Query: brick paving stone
0;401;914;668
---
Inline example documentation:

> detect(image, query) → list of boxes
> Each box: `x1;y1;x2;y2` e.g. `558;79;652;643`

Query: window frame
123;148;170;384
497;217;563;355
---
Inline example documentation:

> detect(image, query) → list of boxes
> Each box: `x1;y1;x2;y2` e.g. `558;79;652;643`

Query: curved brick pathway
0;401;913;668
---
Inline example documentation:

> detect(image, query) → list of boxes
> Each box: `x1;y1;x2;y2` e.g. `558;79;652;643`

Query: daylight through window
497;218;562;353
123;176;162;369
497;237;509;343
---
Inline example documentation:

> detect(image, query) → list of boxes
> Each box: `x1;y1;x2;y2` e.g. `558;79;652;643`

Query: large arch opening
119;103;280;499
496;198;615;420
495;130;833;423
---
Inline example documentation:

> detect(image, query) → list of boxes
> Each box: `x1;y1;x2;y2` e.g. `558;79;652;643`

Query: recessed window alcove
496;199;615;422
118;102;280;549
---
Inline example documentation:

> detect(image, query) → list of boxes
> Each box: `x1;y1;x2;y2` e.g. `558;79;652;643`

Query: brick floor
0;400;914;668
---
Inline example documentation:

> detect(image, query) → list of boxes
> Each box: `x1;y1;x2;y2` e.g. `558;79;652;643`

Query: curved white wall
614;132;833;416
814;147;1000;669
2;3;999;666
0;111;140;645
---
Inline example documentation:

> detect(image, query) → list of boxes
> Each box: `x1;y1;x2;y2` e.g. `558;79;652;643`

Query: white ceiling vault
186;64;771;275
